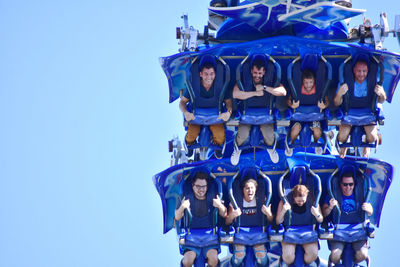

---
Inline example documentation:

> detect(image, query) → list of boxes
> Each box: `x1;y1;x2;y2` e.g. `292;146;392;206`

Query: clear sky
0;1;399;266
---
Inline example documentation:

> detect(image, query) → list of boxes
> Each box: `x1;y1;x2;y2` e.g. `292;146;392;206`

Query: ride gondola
154;1;399;266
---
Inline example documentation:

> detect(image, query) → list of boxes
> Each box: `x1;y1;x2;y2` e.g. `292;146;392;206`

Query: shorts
182;244;220;257
292;121;321;129
328;239;368;251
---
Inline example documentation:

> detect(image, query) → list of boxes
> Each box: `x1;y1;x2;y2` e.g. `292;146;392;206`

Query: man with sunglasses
322;170;373;264
175;172;227;267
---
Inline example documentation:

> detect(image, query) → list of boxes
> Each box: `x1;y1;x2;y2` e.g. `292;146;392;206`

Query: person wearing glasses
322;170;373;264
175;172;227;267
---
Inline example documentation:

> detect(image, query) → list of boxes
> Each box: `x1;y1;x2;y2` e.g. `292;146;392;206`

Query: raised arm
213;195;227;218
261;84;287;97
374;84;387;103
261;204;274;222
323;198;338;217
286;94;299;109
225;205;242;225
232;84;264;100
334;83;348;106
276;200;291;225
175;196;190;221
362;202;374;217
311;204;324;223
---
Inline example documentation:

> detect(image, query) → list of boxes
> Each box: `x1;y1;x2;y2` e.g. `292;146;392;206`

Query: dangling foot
230;142;241;165
267;148;279;163
285;145;293;157
362;147;371;158
339;147;347;158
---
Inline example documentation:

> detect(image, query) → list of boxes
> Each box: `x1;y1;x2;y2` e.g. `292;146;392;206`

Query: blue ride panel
153;152;393;233
278;2;365;29
160;36;400;104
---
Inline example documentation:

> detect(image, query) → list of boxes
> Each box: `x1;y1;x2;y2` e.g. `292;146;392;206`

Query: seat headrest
290;166;308;188
250;54;268;69
199;54;217;72
239;167;258;185
301;54;319;72
339;164;357;183
352;53;370;68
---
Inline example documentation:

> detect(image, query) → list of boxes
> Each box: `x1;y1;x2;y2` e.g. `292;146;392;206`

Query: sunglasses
341;182;354;187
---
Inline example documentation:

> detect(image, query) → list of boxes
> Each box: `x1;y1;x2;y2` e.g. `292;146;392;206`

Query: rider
230;57;286;164
286;69;329;156
179;60;232;149
276;184;323;265
175;171;227;267
322;170;373;264
225;177;273;266
334;59;386;158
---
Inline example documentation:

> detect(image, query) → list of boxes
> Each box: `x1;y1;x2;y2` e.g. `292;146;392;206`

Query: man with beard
230;58;286;165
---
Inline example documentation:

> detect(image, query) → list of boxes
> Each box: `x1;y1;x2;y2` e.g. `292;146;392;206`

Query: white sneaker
230;143;241;165
285;146;293;157
315;146;323;155
267;148;279;163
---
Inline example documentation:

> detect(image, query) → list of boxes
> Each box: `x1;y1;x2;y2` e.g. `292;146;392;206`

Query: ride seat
287;53;332;122
177;169;223;253
185;54;230;125
327;165;374;243
237;53;281;124
339;53;384;126
278;162;322;244
228;167;272;246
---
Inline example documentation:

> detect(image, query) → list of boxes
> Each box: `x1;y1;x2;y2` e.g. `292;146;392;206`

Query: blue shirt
324;194;356;213
341;194;356;213
353;80;368;98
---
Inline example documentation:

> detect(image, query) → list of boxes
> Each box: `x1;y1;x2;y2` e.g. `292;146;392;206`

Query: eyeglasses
341;183;354;187
193;184;207;190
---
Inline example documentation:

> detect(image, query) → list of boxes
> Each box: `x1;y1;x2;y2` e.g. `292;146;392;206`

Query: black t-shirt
176;197;208;218
193;198;208;218
292;203;306;214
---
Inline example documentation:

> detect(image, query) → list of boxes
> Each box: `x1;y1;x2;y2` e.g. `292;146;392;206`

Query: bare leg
362;125;378;158
281;242;296;265
182;250;196;267
338;124;352;158
364;125;378;143
312;127;322;143
329;241;344;264
353;240;369;263
206;248;219;267
303;242;318;264
290;122;302;144
354;247;369;263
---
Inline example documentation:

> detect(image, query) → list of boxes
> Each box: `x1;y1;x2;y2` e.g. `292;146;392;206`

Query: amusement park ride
154;1;400;266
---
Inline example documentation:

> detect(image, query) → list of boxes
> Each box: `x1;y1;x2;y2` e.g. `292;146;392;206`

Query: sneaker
267;148;279;163
315;146;323;155
285;145;293;157
230;142;241;165
183;141;193;157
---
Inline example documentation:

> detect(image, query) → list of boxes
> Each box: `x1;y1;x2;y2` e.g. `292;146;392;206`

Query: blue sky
0;1;399;266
